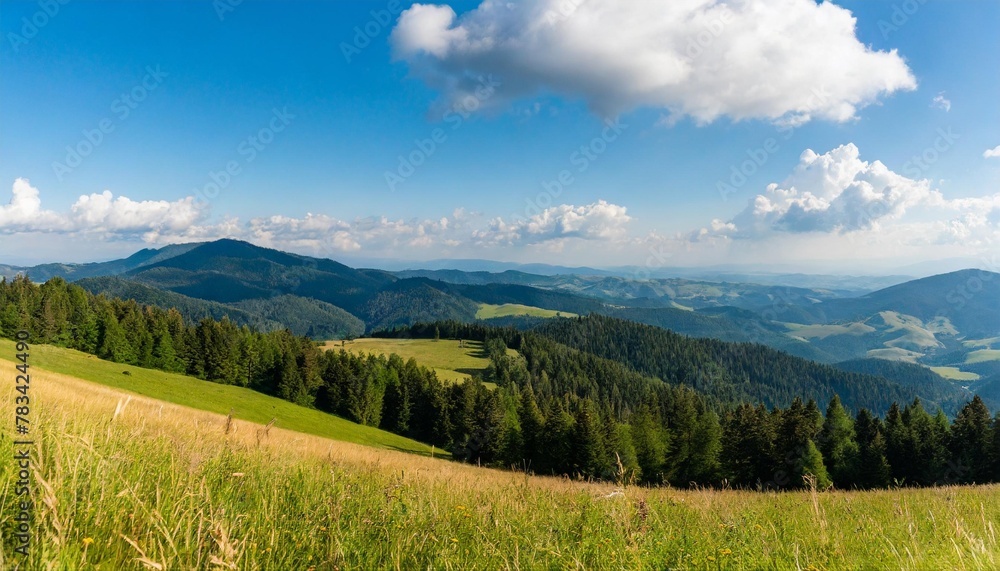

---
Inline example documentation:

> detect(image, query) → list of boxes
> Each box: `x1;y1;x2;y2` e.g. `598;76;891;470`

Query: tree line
3;276;997;488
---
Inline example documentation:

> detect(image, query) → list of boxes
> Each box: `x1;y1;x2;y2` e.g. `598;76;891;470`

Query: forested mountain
6;240;998;389
608;306;836;362
76;276;282;330
14;243;202;281
532;315;975;415
4;274;999;490
362;279;480;330
125;239;395;314
789;269;1000;333
77;276;364;339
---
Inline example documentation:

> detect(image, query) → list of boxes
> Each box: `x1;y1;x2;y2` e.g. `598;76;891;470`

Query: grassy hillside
0;338;436;455
475;303;577;319
2;361;997;569
327;337;511;384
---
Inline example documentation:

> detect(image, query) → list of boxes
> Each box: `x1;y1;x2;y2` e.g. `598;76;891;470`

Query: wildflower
455;505;466;510
82;537;95;547
451;538;458;543
719;548;732;556
708;556;717;562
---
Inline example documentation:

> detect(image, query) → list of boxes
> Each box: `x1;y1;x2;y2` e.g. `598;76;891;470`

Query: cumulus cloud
0;178;70;232
0;178;210;238
472;200;631;246
984;145;1000;159
390;0;916;123
0;179;638;261
693;144;1000;252
70;191;203;234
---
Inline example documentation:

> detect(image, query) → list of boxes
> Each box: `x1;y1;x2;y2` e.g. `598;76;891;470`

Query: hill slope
534;314;975;414
0;337;435;454
6;355;997;569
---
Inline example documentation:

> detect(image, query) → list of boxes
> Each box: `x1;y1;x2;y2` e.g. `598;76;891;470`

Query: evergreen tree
517;385;546;471
949;396;993;483
819;394;859;487
801;439;832;490
854;408;891;489
630;403;668;484
722;403;776;488
98;309;134;364
571;401;607;478
541;399;575;475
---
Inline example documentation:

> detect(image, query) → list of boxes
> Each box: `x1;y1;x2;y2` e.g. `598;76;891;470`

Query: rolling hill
532;314;978;415
0;337;436;454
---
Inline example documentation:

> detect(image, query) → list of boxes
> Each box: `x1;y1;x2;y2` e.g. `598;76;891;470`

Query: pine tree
98;309;134;364
949;396;993;483
630;403;668;484
518;385;545;471
541;399;575;475
819;394;859;487
571;401;607;478
854;408;891;489
801;439;832;490
722;403;776;488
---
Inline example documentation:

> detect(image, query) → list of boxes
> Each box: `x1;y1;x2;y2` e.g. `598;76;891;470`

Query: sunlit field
1;357;998;570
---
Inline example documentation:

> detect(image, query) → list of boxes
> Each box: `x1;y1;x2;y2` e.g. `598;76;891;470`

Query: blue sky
1;0;998;271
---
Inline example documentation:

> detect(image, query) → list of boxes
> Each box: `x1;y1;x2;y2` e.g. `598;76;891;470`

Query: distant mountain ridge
5;240;998;395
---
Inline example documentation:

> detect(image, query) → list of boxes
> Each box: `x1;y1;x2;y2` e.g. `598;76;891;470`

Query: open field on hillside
783;321;875;340
865;347;924;363
475;303;578;319
966;349;1000;364
964;337;1000;349
0;339;435;455
328;338;513;385
930;366;982;381
2;362;999;569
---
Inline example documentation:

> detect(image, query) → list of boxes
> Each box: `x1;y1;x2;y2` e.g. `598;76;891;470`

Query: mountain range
3;239;998;404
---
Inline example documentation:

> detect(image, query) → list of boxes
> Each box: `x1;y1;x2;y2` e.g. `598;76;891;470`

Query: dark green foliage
3;276;999;490
536;314;969;415
819;395;860;487
949;396;994;483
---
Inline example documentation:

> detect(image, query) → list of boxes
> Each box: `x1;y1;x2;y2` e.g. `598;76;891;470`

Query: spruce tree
949;396;993;483
820;394;859;487
854;408;891;489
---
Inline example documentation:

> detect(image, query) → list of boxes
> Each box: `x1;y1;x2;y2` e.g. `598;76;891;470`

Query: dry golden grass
2;359;999;569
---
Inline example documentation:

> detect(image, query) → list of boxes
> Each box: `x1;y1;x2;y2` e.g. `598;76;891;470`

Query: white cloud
472;200;631;246
689;144;1000;259
984;145;1000;159
932;92;951;112
0;178;70;232
70;191;204;234
0;179;211;240
391;0;916;123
